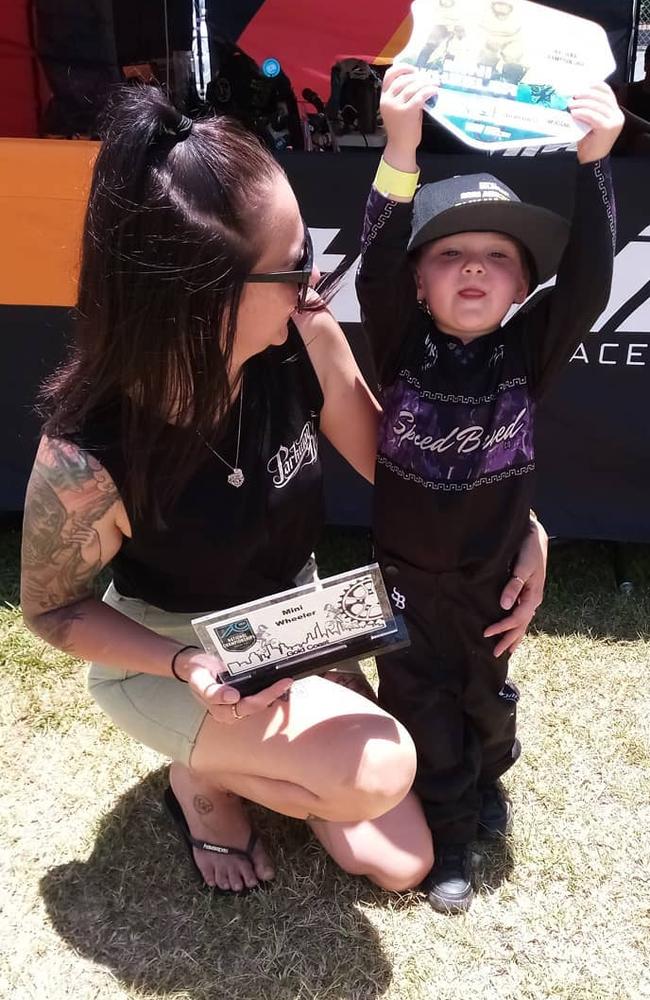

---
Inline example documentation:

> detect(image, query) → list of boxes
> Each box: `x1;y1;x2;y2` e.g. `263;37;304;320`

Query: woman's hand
381;64;438;172
484;516;549;657
570;82;624;164
175;648;293;724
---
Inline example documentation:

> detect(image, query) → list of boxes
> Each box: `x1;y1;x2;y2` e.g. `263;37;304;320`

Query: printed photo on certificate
395;0;615;150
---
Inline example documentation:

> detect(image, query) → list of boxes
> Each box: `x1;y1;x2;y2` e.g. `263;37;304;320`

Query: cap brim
407;202;570;284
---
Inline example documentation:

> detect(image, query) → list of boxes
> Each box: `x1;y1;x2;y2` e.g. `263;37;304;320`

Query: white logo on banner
570;227;650;367
312;224;650;366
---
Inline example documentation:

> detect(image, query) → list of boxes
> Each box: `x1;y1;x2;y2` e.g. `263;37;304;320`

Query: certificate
395;0;615;151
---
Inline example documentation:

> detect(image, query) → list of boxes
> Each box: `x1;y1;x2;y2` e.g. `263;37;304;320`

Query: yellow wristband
374;158;420;201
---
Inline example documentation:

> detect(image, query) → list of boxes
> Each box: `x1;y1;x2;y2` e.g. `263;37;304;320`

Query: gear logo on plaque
338;578;383;626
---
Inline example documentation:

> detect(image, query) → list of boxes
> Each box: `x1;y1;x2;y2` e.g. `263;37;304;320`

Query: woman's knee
325;816;434;892
367;848;433;892
324;718;418;821
357;721;417;813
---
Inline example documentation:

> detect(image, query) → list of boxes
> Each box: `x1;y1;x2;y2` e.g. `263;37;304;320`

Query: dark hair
40;86;283;521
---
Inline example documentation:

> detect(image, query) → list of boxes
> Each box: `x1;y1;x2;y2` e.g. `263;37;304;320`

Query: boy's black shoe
478;782;513;839
425;843;474;914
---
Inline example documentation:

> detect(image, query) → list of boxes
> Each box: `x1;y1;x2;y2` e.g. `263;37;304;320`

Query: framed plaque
192;563;409;695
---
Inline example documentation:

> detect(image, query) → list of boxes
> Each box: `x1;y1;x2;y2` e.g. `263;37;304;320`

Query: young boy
356;65;623;913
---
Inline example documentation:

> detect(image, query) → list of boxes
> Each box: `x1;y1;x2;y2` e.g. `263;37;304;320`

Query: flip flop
163;785;262;894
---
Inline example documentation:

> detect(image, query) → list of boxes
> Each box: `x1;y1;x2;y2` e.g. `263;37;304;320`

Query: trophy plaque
192;563;409;695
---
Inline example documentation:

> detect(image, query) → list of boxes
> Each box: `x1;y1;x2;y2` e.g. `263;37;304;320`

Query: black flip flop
163;785;262;895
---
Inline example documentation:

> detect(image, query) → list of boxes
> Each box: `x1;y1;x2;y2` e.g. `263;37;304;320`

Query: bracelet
374;157;420;200
170;644;199;682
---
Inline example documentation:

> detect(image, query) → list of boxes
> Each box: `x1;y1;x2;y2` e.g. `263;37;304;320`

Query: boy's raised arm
356;66;437;383
520;83;623;396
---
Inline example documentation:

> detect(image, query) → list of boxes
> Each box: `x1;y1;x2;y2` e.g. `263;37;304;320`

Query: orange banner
0;138;97;307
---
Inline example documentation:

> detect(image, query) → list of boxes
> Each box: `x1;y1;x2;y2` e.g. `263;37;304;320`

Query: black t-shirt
68;323;325;612
356;160;616;577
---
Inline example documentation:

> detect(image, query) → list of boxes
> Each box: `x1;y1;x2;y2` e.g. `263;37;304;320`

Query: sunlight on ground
2;528;649;1000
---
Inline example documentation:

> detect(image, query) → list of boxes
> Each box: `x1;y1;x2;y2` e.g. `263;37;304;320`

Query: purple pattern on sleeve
360;188;397;248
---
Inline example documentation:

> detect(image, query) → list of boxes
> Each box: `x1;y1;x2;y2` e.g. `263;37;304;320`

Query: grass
2;523;650;1000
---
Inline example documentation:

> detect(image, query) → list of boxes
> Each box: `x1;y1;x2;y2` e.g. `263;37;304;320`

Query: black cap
408;173;569;285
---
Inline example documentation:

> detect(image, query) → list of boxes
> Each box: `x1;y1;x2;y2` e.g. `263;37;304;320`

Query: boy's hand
569;82;624;164
381;64;438;172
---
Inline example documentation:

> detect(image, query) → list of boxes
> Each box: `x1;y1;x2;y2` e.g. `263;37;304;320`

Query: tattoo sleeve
21;438;121;650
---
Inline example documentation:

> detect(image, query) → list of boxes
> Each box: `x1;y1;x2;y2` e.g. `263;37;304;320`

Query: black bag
205;38;303;150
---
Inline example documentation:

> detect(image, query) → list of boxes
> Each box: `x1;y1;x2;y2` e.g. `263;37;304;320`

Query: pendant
227;468;245;488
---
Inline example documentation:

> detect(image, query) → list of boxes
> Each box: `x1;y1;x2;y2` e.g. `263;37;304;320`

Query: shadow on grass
40;769;395;1000
315;525;373;577
475;835;515;896
315;530;650;643
534;540;650;642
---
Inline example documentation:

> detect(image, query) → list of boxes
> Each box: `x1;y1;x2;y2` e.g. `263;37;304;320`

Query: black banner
3;152;650;541
284;151;650;541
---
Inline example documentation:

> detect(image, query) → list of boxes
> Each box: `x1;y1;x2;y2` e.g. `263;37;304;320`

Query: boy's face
414;231;529;342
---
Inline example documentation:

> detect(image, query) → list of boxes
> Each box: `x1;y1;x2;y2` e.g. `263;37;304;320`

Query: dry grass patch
2;526;650;1000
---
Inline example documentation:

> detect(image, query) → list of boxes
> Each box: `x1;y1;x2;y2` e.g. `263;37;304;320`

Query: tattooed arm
21;437;295;719
21;437;122;644
20;438;305;721
21;437;187;672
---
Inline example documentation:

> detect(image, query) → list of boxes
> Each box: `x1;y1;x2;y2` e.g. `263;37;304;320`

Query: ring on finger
231;702;244;721
512;575;526;586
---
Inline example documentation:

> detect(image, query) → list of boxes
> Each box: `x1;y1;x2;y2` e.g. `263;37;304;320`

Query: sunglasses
244;224;314;311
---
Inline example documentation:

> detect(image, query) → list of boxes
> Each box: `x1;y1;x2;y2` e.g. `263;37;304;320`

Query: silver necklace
199;379;245;488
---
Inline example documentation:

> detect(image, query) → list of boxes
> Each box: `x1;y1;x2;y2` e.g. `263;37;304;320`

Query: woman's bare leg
309;793;434;892
168;763;277;891
170;676;431;891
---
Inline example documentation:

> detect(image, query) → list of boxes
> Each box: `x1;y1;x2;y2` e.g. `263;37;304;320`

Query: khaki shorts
88;557;364;765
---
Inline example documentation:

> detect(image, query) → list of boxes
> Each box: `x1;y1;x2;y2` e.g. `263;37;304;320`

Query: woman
21;88;546;895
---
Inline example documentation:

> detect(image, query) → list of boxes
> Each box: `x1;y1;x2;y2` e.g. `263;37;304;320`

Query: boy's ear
413;267;425;299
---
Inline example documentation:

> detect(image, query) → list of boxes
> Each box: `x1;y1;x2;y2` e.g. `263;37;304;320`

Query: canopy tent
209;0;639;104
0;0;44;136
0;0;641;137
0;1;649;539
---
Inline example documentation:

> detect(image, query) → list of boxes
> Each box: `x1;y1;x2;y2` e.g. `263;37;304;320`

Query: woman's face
232;173;320;372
